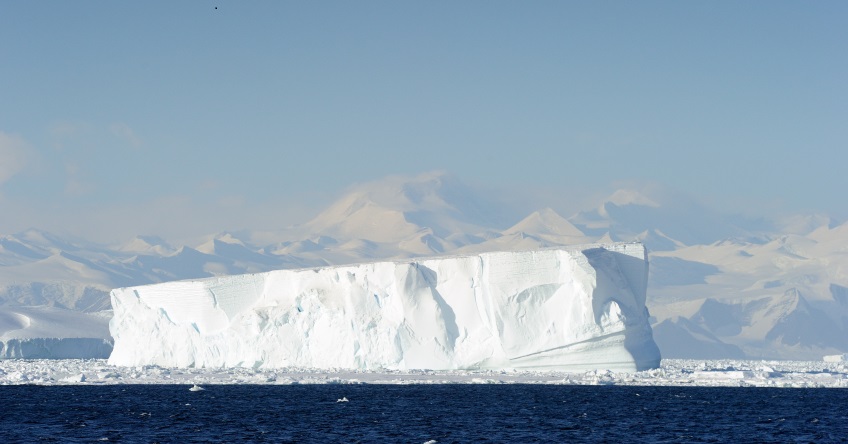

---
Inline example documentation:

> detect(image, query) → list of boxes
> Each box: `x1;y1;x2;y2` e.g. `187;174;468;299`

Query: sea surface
1;384;846;443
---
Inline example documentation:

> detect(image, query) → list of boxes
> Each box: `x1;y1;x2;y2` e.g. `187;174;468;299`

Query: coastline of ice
2;359;846;388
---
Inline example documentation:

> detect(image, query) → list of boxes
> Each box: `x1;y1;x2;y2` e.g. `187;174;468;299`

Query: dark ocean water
1;385;846;443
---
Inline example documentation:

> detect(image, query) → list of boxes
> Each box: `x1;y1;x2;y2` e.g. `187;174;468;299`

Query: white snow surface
108;243;661;372
0;306;112;359
1;359;846;388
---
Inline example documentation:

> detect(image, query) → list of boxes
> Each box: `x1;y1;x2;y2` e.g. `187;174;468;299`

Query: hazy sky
2;1;846;242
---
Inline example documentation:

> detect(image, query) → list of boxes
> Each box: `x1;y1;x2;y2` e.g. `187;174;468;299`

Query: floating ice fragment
189;385;205;391
60;373;86;383
3;358;847;387
336;397;349;402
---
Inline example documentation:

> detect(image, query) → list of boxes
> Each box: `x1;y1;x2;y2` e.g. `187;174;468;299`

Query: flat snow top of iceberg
112;242;645;291
0;306;112;340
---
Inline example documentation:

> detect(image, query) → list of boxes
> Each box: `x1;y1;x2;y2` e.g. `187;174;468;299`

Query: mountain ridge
2;171;847;360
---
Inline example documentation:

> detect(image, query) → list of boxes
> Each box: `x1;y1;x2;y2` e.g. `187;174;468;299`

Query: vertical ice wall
108;243;661;371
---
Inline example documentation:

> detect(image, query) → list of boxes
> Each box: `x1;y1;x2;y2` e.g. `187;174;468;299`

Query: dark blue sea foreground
2;384;847;443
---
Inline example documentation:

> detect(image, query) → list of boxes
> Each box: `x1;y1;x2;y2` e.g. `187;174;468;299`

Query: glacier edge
108;243;661;372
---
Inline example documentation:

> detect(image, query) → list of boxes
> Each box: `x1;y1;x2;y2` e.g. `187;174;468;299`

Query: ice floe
1;359;846;388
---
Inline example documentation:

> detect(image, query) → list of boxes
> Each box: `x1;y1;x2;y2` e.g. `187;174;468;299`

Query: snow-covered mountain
570;188;769;249
2;171;847;361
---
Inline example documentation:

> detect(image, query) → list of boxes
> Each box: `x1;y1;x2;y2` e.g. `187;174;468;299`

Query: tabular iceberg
1;306;113;359
108;243;661;372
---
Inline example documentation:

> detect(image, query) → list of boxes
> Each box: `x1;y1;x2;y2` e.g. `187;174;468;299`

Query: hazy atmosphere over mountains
3;171;848;361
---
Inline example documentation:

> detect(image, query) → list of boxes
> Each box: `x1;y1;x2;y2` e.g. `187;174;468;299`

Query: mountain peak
339;170;466;212
506;208;584;238
570;187;755;247
212;232;246;246
196;232;251;255
118;235;174;255
304;171;517;241
605;189;661;208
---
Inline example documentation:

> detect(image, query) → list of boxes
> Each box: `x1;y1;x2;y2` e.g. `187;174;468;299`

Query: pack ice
108;243;661;372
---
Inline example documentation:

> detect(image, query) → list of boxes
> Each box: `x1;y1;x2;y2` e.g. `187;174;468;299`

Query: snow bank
108;243;661;372
0;306;113;359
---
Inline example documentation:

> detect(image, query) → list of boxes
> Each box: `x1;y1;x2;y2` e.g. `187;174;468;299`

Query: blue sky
1;1;846;242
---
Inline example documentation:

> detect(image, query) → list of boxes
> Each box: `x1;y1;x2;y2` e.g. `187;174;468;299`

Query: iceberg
0;337;112;359
108;243;661;372
1;306;113;359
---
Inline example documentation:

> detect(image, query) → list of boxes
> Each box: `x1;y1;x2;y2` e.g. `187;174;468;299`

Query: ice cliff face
0;306;113;359
0;338;113;359
108;243;661;372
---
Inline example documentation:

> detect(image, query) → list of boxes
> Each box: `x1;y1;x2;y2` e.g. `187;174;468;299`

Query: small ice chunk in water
189;385;205;391
61;373;86;383
336;397;349;402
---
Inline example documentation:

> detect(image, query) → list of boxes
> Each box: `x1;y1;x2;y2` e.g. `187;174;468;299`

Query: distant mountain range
2;171;847;360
